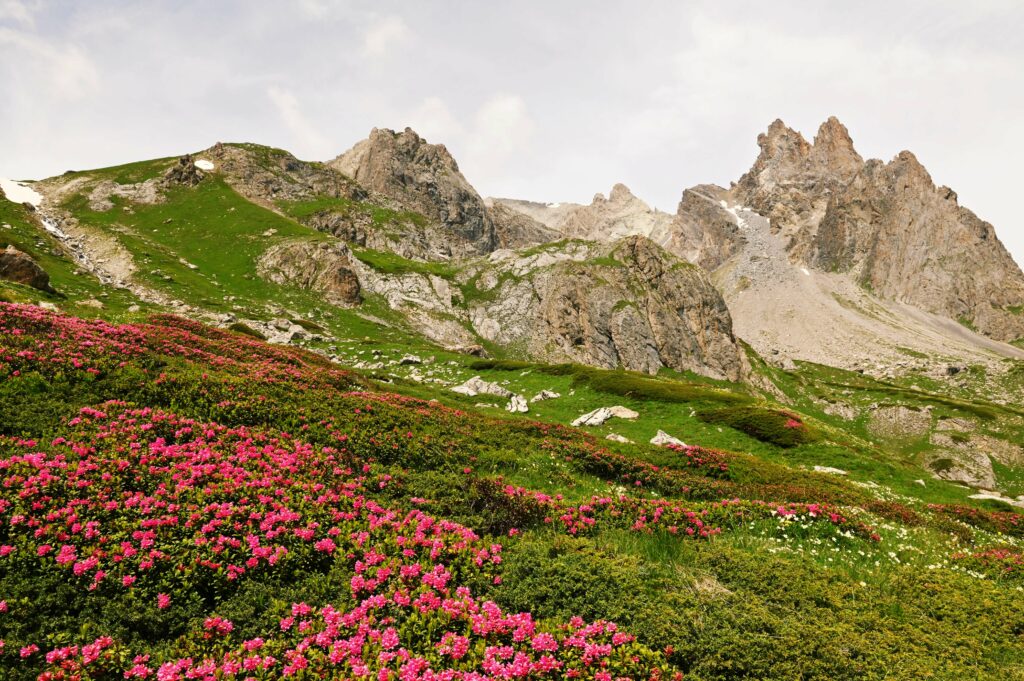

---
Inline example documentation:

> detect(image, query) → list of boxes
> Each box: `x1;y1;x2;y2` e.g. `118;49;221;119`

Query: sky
2;0;1023;265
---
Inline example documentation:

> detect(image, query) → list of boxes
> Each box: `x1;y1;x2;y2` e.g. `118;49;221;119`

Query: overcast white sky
2;1;1023;264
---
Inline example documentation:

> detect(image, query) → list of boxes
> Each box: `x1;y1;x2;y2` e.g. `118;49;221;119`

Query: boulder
650;430;687;448
572;408;614;427
531;389;561;402
505;395;529;413
0;245;55;293
451;376;514;398
607;406;639;419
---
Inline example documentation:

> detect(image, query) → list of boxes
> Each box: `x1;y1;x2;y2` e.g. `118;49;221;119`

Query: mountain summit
330;127;498;256
732;117;1024;342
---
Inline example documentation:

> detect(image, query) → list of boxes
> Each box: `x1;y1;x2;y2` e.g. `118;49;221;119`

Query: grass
277;195;429;229
468;360;750;405
351;246;460;279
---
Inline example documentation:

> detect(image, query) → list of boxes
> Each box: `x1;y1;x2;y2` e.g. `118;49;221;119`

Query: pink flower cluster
1;404;677;679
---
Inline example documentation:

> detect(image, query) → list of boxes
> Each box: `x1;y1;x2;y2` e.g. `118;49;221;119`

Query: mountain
5;120;1024;681
492;185;683;255
497;118;1024;373
329;127;498;257
20;138;741;381
735;117;1024;342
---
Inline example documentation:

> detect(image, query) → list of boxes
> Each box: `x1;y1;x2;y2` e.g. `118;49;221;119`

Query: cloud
266;86;328;154
362;15;411;57
392;93;535;189
405;96;463;143
469;94;535;160
0;0;38;26
0;27;99;100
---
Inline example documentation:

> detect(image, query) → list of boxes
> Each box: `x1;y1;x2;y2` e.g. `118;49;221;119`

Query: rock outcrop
464;236;743;380
557;184;675;247
201;143;367;206
0;245;56;293
330;128;498;256
487;200;560;249
258;241;361;306
163;154;207;187
810;151;1024;341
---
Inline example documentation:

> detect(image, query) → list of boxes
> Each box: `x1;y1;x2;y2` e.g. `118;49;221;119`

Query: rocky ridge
329;128;498;257
733;117;1024;342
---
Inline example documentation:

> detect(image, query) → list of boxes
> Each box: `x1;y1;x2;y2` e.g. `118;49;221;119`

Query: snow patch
194;159;215;171
801;267;810;276
0;178;42;207
546;202;561;208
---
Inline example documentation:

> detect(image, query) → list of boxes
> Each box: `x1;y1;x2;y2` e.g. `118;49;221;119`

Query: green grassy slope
1;305;1022;679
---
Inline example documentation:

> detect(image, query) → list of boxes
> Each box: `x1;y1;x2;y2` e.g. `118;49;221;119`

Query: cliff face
329;128;498;256
730;117;1024;341
464;236;744;380
486;201;560;249
671;185;746;271
810;152;1024;340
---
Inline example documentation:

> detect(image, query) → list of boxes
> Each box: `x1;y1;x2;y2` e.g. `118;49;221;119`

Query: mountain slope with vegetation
1;303;1023;680
3;120;1024;679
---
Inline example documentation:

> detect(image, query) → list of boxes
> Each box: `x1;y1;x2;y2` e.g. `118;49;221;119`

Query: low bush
697;406;822;447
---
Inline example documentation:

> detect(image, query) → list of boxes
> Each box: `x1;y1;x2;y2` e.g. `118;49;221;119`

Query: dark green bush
698;406;822;447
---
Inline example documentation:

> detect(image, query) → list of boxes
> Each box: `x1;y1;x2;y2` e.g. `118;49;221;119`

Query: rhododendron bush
0;406;676;679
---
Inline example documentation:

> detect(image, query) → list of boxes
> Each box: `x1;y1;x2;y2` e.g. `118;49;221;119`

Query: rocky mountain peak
741;117;865;196
608;183;635;203
809;116;863;177
557;184;674;247
329;128;497;254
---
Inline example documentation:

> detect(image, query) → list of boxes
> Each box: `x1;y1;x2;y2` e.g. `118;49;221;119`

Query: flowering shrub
0;405;677;679
0;302;355;391
927;504;1024;538
696;407;820;447
950;547;1024;581
496;486;879;542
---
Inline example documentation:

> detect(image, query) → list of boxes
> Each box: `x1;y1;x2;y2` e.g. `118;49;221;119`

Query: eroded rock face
671;185;745;270
88;179;165;211
558;184;676;247
867;405;931;439
731;116;1024;341
466;236;743;380
811;152;1024;341
258;241;361;306
487;201;560;249
329;128;497;255
0;245;55;293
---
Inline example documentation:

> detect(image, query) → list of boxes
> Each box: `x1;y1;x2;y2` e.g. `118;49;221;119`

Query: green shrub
697;406;822;447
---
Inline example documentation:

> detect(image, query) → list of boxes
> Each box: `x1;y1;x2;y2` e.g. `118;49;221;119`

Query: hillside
1;302;1023;680
2;126;1024;679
